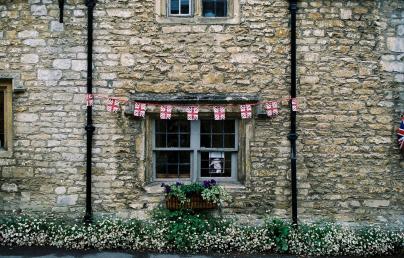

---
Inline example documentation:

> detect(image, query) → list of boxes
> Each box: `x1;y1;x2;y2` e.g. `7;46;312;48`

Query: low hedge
0;210;403;256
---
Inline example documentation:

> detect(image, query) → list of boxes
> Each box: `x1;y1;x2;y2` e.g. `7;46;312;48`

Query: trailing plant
161;180;232;205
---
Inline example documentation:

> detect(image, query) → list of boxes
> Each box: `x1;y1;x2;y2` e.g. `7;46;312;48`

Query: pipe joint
85;124;95;132
288;132;298;141
289;1;298;12
85;0;97;8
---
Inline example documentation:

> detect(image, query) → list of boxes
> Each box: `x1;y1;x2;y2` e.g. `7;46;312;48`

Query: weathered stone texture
0;0;403;224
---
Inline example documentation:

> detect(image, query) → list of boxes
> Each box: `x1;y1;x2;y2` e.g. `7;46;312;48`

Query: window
152;119;238;181
156;0;240;24
202;0;227;17
0;80;12;153
169;0;192;16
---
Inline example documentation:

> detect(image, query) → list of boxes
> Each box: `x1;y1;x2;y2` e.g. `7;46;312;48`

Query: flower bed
0;212;403;256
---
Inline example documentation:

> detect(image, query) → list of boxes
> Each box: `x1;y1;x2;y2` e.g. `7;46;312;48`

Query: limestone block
120;53;135;66
162;26;192;33
15;113;39;122
53;59;71;69
129;37;152;45
380;61;404;73
57;195;78;206
17;30;38;38
0;31;3;38
106;9;133;17
21;54;39;64
1;183;18;192
23;39;46;47
55;186;66;195
31;5;47;16
38;69;62;80
398;25;404;36
21;192;31;202
230;53;259;64
50;21;64;32
363;200;390;207
202;73;224;84
71;60;87;71
387;37;404;52
340;9;352;20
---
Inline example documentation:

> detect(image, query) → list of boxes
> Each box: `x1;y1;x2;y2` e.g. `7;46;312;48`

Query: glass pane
178;120;190;133
0;90;4;148
180;0;190;14
156;151;191;178
200;134;211;148
200;151;233;177
201;120;211;133
212;121;223;133
167;133;179;147
224;120;235;133
155;133;166;148
224;134;235;148
202;0;227;17
212;134;223;148
180;133;190;147
167;120;179;133
170;0;179;14
155;120;166;133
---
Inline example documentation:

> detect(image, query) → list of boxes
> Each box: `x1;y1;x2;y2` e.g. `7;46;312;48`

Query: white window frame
168;0;193;17
152;119;238;182
156;0;240;24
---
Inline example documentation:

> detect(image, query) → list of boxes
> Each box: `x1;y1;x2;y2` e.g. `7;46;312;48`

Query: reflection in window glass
202;0;227;17
156;151;191;178
200;120;235;148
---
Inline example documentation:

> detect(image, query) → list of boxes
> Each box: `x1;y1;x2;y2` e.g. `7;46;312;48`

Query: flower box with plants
161;180;232;210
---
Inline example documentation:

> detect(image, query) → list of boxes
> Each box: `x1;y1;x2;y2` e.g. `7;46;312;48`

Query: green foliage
0;212;403;256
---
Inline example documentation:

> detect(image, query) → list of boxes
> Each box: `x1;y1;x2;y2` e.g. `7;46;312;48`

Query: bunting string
84;93;300;119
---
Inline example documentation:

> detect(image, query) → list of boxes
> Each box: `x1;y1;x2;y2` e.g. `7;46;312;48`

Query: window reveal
153;119;238;180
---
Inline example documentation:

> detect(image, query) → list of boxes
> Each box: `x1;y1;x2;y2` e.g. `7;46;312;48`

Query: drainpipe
84;0;97;224
58;0;65;23
288;0;298;225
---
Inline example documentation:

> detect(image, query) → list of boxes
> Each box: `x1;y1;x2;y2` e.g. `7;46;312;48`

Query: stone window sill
144;182;246;194
156;16;240;25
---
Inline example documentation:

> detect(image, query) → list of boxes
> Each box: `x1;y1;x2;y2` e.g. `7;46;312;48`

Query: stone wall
0;0;403;224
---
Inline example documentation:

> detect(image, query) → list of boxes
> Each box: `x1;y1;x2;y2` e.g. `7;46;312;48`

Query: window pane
212;134;223;148
155;133;166;148
202;0;227;17
200;151;231;177
180;0;190;14
201;120;211;133
224;120;235;133
155;120;190;148
224;134;235;148
200;134;211;148
167;133;179;147
0;90;4;148
170;0;179;14
212;120;223;133
156;151;191;178
180;133;190;147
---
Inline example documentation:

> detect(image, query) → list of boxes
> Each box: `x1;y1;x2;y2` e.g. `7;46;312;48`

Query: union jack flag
106;98;120;112
265;101;278;117
240;104;252;119
213;106;225;120
85;94;94;107
160;105;173;120
133;102;146;117
397;117;404;151
186;106;199;121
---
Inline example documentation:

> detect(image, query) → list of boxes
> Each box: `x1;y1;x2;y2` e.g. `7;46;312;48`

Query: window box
165;194;217;210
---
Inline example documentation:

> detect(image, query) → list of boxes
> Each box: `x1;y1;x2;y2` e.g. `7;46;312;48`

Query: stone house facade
0;0;403;224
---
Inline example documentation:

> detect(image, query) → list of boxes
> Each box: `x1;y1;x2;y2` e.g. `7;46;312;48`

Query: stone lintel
129;93;260;104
